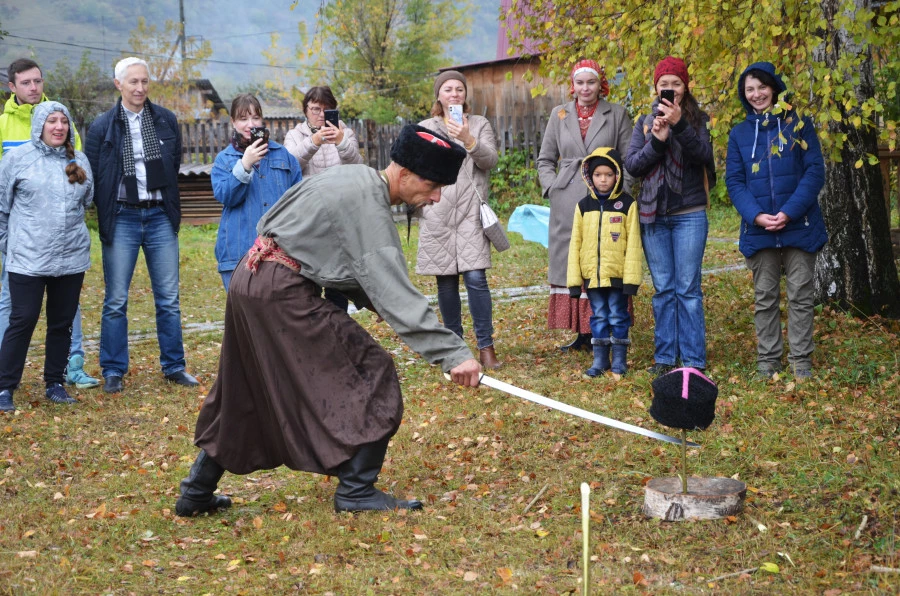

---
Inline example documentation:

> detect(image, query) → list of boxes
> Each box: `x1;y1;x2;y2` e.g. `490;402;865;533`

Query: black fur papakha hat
650;367;718;431
391;124;466;186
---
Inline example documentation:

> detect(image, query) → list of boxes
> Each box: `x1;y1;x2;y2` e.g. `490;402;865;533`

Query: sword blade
479;374;700;448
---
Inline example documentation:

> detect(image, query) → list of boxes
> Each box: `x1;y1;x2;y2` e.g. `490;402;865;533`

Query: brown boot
479;345;502;370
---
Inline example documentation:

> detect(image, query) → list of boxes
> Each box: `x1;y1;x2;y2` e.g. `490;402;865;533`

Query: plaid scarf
118;99;167;204
637;99;684;224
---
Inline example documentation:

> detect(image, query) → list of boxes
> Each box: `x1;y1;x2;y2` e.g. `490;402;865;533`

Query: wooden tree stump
643;477;746;521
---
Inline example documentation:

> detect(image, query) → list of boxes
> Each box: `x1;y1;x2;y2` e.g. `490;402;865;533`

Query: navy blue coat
84;99;182;244
726;62;827;258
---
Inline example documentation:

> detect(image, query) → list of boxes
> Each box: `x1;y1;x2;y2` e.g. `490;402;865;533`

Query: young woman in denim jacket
212;94;302;288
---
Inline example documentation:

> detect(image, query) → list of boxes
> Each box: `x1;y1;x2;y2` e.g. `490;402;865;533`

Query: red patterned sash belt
246;235;302;274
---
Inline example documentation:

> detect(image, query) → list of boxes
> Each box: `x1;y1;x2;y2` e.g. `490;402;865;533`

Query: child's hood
581;147;624;201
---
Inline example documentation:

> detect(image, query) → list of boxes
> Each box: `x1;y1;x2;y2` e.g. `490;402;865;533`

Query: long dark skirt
194;259;404;475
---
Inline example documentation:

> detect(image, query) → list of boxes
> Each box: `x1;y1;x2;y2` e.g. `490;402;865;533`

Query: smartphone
447;104;463;125
659;89;676;105
324;109;340;128
249;126;269;145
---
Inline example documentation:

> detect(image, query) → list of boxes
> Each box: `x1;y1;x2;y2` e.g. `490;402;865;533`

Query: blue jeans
435;269;494;349
585;287;629;341
100;205;187;377
641;210;708;368
1;253;86;357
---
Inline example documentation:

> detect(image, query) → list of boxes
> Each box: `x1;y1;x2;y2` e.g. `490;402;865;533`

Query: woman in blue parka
212;94;302;289
725;61;826;380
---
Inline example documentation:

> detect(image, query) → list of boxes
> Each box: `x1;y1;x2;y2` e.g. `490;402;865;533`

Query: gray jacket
0;101;93;277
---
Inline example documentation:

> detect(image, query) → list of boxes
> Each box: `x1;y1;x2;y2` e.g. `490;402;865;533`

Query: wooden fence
178;115;550;169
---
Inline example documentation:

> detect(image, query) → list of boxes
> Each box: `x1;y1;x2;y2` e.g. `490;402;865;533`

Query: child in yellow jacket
567;147;643;378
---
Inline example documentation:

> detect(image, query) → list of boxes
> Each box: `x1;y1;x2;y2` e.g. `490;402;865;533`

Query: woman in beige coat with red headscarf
537;59;633;353
416;71;501;369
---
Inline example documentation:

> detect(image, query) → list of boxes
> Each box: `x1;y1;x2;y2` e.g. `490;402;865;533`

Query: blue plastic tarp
508;204;550;248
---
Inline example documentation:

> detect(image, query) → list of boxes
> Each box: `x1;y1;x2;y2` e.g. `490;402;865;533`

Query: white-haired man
84;57;198;393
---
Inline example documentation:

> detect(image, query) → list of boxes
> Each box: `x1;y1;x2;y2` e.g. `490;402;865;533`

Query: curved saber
450;373;700;448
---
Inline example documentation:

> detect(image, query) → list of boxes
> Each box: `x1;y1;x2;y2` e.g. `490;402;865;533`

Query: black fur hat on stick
650;367;718;431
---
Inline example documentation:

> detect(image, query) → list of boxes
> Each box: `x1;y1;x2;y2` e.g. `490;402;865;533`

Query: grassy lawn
1;205;898;594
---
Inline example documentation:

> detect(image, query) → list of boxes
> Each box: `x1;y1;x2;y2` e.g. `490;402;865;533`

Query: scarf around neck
118;99;167;204
637;98;684;224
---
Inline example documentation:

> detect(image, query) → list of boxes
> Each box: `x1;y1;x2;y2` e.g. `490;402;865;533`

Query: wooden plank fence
177;115;549;168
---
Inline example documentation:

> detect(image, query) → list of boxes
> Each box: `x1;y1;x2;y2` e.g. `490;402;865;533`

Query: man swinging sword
175;125;481;516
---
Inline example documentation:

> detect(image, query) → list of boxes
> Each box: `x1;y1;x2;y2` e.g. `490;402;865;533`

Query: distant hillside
1;0;500;97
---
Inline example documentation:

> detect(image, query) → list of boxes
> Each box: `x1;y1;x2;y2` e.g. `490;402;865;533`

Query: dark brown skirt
194;259;404;475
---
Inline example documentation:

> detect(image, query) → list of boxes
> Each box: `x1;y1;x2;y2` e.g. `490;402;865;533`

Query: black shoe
165;370;200;387
559;333;592;353
0;390;15;412
175;450;232;517
103;375;124;393
334;439;423;513
45;383;78;405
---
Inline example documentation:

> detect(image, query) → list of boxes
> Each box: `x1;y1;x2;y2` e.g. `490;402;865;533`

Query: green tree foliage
302;0;472;123
48;51;115;131
126;17;214;122
509;0;900;316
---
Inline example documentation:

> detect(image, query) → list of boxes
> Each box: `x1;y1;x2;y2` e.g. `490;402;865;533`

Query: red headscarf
569;59;610;98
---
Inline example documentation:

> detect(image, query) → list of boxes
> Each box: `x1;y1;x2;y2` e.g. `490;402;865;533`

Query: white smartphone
448;104;463;125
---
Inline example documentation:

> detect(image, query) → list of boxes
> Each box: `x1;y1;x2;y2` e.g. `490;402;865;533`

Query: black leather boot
559;333;591;353
334;438;423;512
175;450;232;517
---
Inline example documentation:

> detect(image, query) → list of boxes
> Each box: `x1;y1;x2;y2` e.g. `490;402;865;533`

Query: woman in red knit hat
537;59;633;353
624;56;715;376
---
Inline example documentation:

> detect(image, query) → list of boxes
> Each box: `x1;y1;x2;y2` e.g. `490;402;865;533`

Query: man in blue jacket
84;57;198;394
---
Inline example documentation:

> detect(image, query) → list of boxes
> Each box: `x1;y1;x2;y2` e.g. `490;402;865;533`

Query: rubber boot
0;390;14;412
559;333;591;353
610;338;630;379
583;338;611;378
175;450;232;517
479;344;502;370
334;438;423;512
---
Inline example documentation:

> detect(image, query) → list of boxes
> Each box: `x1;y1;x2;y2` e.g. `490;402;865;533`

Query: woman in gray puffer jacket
416;71;502;369
0;101;92;412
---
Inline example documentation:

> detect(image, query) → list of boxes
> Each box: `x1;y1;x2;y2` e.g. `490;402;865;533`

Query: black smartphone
324;109;340;128
659;89;676;105
249;126;269;145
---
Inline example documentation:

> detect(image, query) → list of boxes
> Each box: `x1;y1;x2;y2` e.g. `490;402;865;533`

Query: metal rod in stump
681;429;688;494
581;482;590;596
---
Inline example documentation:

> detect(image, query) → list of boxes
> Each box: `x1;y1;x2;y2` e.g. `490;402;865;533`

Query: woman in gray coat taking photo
0;102;92;412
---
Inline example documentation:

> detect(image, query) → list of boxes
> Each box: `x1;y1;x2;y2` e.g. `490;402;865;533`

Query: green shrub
488;148;545;216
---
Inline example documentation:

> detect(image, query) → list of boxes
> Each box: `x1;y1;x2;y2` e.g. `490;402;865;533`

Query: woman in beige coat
417;71;501;369
283;85;363;311
283;86;363;177
537;59;633;353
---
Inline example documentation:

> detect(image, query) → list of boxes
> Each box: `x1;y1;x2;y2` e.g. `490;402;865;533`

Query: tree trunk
813;0;900;317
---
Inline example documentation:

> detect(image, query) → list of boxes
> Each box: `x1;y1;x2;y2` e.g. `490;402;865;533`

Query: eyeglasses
307;107;324;115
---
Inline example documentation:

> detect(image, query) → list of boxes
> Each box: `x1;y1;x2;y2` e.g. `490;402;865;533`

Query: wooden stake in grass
581;482;590;596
